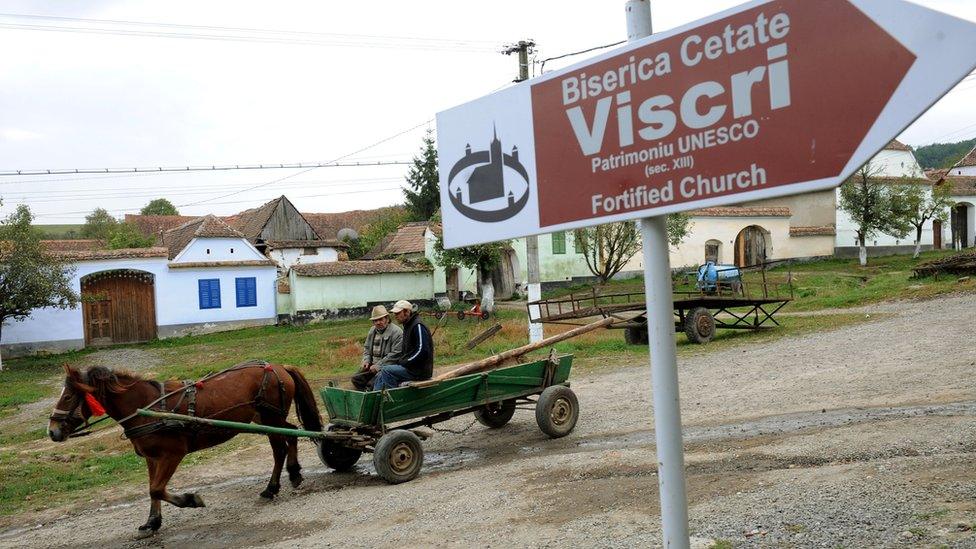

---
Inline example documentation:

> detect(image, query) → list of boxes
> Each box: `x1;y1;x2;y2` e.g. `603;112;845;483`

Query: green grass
914;508;951;521
708;540;734;549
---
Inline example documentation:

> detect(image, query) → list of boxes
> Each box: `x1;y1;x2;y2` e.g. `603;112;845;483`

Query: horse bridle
49;376;113;438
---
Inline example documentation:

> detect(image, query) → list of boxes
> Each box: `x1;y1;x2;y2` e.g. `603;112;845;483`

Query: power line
0;176;403;196
0;16;499;52
0;12;501;46
538;40;626;73
0;159;410;178
177;118;433;208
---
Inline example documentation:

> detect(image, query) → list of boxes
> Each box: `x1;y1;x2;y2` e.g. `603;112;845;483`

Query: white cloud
0;128;42;141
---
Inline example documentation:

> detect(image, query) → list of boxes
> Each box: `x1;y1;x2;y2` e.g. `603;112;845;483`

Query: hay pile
913;250;976;278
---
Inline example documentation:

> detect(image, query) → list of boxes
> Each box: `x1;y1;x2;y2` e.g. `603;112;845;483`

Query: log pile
912;251;976;278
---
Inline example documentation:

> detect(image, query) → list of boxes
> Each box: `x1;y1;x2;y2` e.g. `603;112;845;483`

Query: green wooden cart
316;353;578;483
138;354;579;485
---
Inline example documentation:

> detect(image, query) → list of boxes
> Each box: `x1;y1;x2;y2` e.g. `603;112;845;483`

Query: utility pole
503;39;544;344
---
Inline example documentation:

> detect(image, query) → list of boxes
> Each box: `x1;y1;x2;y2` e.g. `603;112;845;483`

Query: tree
0;205;78;370
432;210;508;311
899;181;954;258
140;198;179;216
839;162;913;266
402;130;440;221
345;209;410;259
81;208;118;240
573;214;692;283
107;222;156;249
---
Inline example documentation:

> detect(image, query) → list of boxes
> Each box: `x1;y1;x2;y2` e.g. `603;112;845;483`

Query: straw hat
389;300;413;314
369;305;390;321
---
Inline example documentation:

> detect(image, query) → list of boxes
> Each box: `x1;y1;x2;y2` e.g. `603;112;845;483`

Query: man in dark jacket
372;300;433;390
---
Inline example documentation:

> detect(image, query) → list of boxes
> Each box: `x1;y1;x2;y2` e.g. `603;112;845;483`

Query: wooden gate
82;270;157;347
734;226;768;267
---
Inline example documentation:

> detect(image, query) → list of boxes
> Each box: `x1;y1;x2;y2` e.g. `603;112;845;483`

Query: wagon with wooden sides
527;263;794;344
139;353;579;485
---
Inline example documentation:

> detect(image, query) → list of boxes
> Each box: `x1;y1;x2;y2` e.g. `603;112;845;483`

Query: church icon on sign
448;125;529;223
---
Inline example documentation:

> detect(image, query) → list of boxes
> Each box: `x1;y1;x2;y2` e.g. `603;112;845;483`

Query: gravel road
2;294;975;548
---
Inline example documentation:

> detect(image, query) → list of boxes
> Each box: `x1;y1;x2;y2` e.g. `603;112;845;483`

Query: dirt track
2;294;975;548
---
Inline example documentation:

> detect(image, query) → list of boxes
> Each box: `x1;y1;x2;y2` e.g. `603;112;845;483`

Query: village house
936;144;976;249
1;215;278;357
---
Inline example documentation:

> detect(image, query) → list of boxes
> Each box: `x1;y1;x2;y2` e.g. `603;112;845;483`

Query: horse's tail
284;366;323;433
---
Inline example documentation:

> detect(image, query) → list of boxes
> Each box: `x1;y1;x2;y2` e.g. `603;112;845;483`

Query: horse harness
107;360;289;440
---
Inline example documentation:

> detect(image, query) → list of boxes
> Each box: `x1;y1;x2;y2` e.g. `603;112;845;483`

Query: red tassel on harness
195;381;205;389
84;393;106;417
263;364;274;372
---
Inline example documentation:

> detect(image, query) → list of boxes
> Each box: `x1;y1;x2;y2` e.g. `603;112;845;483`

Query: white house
944;145;976;249
834;140;940;254
265;239;348;271
1;215;278;357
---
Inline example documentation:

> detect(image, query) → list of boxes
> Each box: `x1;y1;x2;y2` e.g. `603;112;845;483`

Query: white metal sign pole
626;1;691;547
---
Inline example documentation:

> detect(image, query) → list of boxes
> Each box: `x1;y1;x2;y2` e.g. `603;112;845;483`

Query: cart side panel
321;355;574;426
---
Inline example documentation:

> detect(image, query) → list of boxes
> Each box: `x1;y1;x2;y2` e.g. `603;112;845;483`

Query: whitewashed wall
835;187;940;248
175;237;263;262
870;149;924;177
269;246;340;271
948;166;976;177
288;270;434;313
424;230;477;295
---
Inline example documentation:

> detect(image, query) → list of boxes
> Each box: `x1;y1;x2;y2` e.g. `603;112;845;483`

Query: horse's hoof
134;527;157;540
289;474;303;488
187;493;206;508
259;489;275;500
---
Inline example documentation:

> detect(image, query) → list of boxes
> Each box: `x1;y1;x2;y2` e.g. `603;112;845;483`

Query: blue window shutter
236;277;257;307
199;279;220;309
198;280;208;309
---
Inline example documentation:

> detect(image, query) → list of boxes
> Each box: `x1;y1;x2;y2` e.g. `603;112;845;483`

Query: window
206;248;211;255
573;233;585;254
552;232;566;254
235;277;257;307
198;279;221;309
302;247;317;256
230;248;234;254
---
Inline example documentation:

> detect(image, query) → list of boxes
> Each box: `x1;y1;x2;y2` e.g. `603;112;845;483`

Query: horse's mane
84;365;146;395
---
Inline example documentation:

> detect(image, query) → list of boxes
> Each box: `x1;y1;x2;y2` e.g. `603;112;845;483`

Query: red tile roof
952;145;976;168
690;207;792;217
939;175;976;196
364;222;429;258
41;239;106;252
162;215;245;259
167;260;275;269
226;197;284;240
302;205;406;239
292;259;432;277
57;247;170;261
884;139;912;152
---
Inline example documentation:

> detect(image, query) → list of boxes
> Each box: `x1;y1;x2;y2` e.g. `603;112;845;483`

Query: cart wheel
535;386;579;438
474;399;517;428
373;429;424;484
480;311;490;320
623;326;648;345
456;311;466;320
316;439;362;472
684;307;715;344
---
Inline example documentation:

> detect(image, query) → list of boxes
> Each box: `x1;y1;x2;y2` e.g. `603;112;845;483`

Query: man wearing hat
372;300;434;391
351;305;403;391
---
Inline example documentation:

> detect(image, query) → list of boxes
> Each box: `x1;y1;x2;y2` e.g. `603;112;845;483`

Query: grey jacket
362;323;403;367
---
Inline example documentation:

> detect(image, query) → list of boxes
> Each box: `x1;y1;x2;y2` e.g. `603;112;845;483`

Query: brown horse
48;361;323;538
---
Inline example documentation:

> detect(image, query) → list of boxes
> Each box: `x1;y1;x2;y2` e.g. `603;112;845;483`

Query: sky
1;0;974;224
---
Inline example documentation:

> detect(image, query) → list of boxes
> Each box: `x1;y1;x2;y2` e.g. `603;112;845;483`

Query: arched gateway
81;269;157;346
